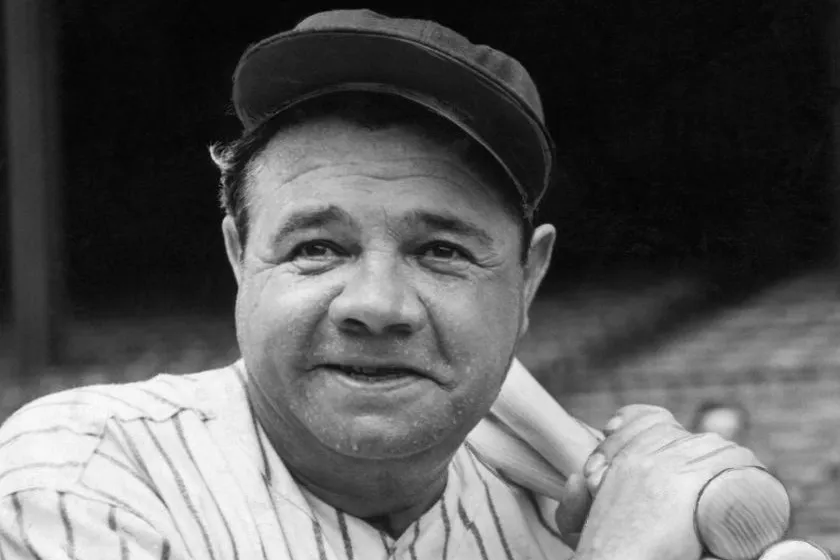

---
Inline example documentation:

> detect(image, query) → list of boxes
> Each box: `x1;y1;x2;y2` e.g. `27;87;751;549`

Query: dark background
0;0;835;315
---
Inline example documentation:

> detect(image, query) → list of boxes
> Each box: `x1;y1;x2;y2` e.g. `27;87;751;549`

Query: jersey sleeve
0;488;191;560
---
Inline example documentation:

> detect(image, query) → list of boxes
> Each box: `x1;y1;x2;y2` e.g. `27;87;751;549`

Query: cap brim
232;30;554;209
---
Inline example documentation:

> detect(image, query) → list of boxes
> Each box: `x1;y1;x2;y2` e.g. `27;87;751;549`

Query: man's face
223;117;554;463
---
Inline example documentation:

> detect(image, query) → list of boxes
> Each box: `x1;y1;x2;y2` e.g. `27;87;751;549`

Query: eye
421;242;469;261
291;241;343;260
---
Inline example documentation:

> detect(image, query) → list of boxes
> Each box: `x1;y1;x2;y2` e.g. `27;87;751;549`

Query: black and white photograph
0;2;838;558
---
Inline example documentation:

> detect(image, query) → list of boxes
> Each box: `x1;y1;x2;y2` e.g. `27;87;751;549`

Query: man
0;9;827;560
692;400;751;444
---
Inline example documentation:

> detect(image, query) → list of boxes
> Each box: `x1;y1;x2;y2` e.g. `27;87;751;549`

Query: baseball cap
231;9;555;215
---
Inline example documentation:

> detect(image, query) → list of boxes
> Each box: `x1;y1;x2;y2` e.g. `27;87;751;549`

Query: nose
329;257;426;336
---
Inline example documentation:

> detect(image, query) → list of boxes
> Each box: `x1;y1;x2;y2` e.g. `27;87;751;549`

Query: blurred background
2;0;840;550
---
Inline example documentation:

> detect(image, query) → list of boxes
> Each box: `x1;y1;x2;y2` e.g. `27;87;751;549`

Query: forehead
245;117;512;213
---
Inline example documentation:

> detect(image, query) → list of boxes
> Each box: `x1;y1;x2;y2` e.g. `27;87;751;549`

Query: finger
584;422;689;494
758;539;833;560
588;408;681;472
588;425;762;496
585;417;682;493
555;471;591;539
602;404;668;435
619;423;763;473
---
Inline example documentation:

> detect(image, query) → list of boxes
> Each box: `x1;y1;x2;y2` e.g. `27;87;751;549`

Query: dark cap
232;9;555;214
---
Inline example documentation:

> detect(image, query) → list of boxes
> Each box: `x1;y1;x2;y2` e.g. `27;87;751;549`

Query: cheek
431;277;525;384
234;268;334;366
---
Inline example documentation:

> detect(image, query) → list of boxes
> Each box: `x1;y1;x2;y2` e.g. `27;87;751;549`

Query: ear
520;223;556;336
222;215;244;286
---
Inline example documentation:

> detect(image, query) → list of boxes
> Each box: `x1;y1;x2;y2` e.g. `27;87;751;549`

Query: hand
557;405;774;560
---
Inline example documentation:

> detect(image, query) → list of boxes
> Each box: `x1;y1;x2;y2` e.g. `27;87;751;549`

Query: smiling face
223;115;554;467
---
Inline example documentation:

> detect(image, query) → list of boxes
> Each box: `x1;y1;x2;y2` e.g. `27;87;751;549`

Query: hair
209;91;535;262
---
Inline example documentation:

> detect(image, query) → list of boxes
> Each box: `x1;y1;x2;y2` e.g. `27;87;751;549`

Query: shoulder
0;363;240;498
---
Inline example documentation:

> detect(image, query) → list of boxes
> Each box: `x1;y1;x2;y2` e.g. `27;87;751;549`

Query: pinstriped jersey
0;361;574;559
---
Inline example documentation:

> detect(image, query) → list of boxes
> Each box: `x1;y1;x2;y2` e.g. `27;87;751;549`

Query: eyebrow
271;204;358;241
402;210;495;247
270;205;495;247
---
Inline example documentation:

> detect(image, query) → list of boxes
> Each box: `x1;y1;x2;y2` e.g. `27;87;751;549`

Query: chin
315;415;455;461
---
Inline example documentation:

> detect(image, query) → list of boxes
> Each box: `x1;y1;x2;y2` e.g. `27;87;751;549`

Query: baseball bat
469;358;791;560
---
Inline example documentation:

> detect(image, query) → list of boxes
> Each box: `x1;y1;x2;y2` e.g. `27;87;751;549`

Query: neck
290;458;449;538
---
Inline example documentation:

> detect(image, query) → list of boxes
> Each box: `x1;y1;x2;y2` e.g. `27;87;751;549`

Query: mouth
325;364;422;382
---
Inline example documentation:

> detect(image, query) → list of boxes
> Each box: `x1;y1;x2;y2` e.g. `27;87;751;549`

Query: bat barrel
696;466;792;560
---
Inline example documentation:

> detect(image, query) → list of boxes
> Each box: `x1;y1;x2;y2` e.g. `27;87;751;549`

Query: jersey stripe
379;530;391;555
0;462;86;488
235;364;276;487
458;501;489;560
0;426;100;453
58;492;75;559
173;415;240;560
313;516;328;560
140;419;218;560
409;521;420;560
93;448;160;499
247;395;272;484
110;420;158;490
259;476;296;560
256;529;270;560
108;505;129;560
440;495;451;560
466;451;515;560
13;492;44;560
80;486;159;535
338;510;354;559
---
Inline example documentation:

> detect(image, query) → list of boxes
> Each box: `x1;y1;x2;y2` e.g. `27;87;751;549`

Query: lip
319;362;430;379
329;369;422;392
315;364;428;394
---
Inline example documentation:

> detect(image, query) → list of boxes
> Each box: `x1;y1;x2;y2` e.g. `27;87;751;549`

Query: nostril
339;316;416;336
341;317;370;333
388;322;415;336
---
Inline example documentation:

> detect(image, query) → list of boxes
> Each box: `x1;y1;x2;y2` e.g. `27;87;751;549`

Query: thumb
555;472;592;549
